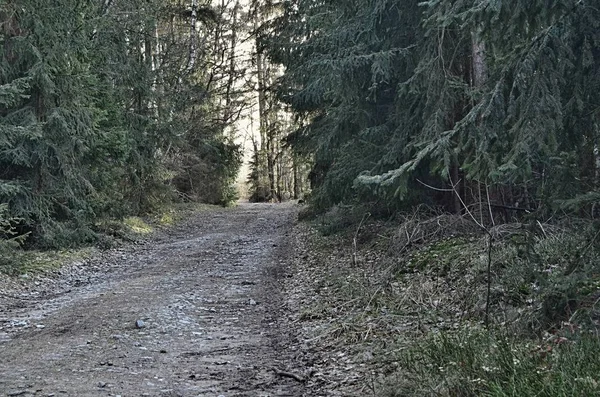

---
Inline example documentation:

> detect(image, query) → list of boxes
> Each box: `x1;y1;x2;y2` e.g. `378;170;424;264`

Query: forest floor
3;203;599;397
0;203;353;397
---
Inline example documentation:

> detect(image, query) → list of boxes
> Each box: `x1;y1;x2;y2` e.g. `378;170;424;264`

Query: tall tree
0;0;246;248
262;0;600;218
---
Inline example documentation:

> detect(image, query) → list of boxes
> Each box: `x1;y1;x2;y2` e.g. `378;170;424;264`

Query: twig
536;220;548;239
364;324;373;341
443;176;494;328
485;232;492;328
489;203;532;213
364;285;384;313
352;212;371;266
449;177;481;228
272;367;306;383
478;181;484;227
582;228;600;254
416;179;454;192
448;177;494;327
485;182;496;227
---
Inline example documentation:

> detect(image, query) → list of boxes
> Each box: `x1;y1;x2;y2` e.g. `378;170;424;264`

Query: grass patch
158;212;175;226
151;202;217;225
385;329;600;397
123;216;154;235
95;202;219;244
406;236;479;273
1;202;219;276
1;248;94;276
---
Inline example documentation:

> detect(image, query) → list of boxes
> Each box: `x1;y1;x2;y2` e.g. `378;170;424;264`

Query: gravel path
0;203;304;397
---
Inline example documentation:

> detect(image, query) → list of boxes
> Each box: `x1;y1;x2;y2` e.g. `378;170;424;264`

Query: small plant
0;203;28;269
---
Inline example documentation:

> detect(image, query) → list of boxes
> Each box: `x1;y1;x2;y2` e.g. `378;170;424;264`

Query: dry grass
288;208;600;396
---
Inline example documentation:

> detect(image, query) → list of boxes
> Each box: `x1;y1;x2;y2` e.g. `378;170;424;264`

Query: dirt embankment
0;203;326;397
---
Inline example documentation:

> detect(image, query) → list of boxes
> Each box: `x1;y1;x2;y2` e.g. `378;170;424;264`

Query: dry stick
364;285;384;313
416;179;454;193
352;212;371;267
485;232;493;328
272;367;306;383
536;220;548;239
565;228;600;276
450;177;494;329
582;228;600;255
418;178;495;328
478;181;484;227
485;182;496;227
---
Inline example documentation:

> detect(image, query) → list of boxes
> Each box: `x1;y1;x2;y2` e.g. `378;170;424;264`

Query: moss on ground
406;237;478;273
123;217;154;235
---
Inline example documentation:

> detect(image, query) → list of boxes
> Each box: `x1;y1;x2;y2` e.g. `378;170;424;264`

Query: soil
0;203;318;397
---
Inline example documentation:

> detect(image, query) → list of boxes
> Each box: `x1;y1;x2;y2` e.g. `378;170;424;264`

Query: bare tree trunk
255;18;271;199
471;31;487;87
595;143;600;183
276;149;283;201
472;29;490;219
144;15;155;116
451;161;461;214
293;153;300;199
187;0;198;72
266;124;275;200
225;1;239;112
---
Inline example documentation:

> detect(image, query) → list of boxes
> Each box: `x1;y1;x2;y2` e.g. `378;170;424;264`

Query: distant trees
2;0;597;250
245;0;310;202
0;0;245;248
259;0;600;220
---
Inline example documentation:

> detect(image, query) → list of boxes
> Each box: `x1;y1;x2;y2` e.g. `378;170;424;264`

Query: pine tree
0;0;246;248
0;0;103;246
263;0;599;218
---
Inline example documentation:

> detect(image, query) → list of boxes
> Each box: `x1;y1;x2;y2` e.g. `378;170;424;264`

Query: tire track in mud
0;203;303;397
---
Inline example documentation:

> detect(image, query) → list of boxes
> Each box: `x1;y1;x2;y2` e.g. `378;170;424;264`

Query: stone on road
0;203;302;396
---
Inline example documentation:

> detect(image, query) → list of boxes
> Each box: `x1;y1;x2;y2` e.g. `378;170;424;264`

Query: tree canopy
1;0;599;250
261;0;600;219
0;0;245;248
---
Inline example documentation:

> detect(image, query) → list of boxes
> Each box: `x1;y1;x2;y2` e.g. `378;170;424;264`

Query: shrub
0;203;27;268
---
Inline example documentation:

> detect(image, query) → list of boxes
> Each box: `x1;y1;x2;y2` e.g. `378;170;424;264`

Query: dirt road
0;203;305;397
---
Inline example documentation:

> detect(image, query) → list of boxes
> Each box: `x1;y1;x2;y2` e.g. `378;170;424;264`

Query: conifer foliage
263;0;600;218
0;0;244;248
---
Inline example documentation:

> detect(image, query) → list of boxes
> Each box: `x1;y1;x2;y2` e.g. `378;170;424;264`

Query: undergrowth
0;202;216;275
301;205;600;396
1;248;95;276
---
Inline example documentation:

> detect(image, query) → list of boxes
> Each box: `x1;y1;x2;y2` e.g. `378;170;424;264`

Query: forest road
0;203;305;397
